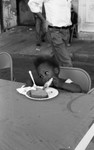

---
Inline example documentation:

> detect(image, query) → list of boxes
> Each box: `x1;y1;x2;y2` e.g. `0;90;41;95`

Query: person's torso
44;0;72;27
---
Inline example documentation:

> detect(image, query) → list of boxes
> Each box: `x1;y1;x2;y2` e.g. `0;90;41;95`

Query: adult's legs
35;17;42;46
35;17;46;46
48;28;72;67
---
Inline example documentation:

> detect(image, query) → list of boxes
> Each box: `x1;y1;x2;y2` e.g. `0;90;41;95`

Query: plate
25;86;59;101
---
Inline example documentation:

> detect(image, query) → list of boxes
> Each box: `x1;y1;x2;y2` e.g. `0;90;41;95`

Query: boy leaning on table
26;56;82;93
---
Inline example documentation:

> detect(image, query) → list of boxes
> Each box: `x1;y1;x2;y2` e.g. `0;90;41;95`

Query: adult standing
28;0;73;67
34;2;46;46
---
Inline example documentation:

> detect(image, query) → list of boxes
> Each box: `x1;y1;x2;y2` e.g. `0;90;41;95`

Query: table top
0;79;94;150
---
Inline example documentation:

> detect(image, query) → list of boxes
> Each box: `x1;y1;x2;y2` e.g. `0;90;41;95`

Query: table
0;79;94;150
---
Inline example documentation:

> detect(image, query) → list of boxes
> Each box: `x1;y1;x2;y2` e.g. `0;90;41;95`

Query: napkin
16;85;33;95
65;78;73;83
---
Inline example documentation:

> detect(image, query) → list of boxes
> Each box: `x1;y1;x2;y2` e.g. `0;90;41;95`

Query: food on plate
28;88;48;98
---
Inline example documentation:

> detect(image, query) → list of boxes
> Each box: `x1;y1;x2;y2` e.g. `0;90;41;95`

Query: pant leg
35;17;42;44
48;28;72;67
35;16;46;44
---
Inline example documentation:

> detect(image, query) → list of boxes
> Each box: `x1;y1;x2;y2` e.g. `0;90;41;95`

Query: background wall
2;0;17;30
78;0;94;40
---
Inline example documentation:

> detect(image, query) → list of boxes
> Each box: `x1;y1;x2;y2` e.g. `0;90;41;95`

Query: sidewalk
0;26;94;86
0;26;94;63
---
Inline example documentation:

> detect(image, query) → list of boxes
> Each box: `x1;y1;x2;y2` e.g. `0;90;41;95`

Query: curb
72;52;94;64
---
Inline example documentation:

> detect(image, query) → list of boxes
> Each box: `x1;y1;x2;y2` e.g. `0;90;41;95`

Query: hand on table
53;77;64;89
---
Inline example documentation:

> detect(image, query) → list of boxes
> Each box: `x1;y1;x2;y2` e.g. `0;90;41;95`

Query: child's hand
53;77;62;88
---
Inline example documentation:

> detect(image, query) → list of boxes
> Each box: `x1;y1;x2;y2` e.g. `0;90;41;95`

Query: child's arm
61;82;82;93
53;77;82;93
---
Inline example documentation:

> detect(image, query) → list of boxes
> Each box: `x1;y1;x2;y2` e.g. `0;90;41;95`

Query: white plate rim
25;86;59;101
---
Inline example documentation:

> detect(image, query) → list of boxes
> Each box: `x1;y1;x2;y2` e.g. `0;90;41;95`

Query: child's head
34;56;60;83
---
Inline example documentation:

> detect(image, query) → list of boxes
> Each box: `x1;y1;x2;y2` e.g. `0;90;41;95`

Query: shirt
28;0;72;27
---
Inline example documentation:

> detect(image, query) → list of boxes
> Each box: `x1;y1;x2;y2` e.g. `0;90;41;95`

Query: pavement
0;26;94;63
0;26;94;87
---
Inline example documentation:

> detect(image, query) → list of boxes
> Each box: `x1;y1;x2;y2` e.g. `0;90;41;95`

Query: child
34;56;82;93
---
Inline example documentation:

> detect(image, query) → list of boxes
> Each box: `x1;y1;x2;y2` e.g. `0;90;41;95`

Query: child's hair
34;56;60;71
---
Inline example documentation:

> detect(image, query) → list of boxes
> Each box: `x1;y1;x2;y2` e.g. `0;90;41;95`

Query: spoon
29;71;36;88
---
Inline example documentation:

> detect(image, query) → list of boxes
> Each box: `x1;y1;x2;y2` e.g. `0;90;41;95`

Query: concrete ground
0;26;94;87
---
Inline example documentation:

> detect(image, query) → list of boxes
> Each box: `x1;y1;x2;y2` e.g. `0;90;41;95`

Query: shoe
36;43;41;46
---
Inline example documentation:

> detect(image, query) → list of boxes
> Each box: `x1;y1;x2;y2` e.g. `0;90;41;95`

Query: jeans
47;27;72;67
34;16;45;45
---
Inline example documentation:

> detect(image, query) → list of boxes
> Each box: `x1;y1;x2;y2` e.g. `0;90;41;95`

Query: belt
48;26;69;29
